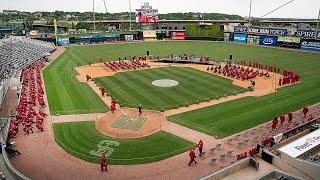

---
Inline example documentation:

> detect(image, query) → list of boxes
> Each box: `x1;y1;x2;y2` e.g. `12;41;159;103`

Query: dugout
68;33;121;44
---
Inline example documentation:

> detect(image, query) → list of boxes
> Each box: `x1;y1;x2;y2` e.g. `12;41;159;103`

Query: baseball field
53;121;195;165
93;66;245;110
43;41;320;164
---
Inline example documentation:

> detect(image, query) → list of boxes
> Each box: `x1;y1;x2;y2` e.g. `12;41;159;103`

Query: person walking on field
303;106;309;118
138;104;143;116
198;140;204;157
188;148;197;166
100;153;108;172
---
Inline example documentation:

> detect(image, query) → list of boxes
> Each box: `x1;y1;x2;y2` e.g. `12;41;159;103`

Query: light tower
93;0;96;31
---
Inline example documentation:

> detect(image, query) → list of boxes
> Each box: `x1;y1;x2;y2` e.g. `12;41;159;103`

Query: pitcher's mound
96;108;166;138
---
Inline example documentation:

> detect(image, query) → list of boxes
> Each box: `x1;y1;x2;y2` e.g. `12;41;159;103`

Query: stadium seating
0;37;55;80
0;37;55;108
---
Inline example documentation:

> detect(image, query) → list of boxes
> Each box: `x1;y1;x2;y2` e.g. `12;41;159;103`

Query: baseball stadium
0;1;320;180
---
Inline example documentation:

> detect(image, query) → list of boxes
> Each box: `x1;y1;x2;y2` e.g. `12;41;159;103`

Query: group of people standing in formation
278;69;300;86
206;60;300;87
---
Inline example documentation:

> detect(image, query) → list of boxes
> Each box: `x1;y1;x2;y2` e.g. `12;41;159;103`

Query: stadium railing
1;117;31;180
199;157;254;180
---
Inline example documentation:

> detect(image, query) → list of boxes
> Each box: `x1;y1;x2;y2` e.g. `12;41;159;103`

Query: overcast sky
1;0;319;19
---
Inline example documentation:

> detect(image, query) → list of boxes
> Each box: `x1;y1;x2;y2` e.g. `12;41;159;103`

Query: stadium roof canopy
278;128;320;158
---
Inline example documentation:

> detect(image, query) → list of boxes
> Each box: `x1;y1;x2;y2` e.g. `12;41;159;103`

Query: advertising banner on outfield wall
57;38;70;45
224;33;230;41
293;30;320;39
234;26;287;36
300;39;320;52
233;33;247;43
247;35;260;45
125;35;134;42
278;36;301;43
171;32;185;40
259;36;277;46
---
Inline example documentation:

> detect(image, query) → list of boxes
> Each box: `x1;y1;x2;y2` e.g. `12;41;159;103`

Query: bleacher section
0;38;55;73
0;37;55;108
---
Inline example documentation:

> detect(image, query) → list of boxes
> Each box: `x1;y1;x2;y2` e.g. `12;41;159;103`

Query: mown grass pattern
53;121;195;165
94;66;244;110
45;41;320;138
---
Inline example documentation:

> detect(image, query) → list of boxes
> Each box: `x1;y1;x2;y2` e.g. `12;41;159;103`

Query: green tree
75;21;91;30
251;18;261;26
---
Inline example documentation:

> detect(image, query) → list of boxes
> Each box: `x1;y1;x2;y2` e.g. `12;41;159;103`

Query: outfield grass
167;45;320;138
94;66;245;110
44;41;320;137
53;121;195;165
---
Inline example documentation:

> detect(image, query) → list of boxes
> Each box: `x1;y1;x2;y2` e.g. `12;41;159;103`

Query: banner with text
171;32;185;40
278;36;301;43
259;36;277;46
57;38;70;46
300;39;320;52
293;30;320;39
247;35;260;45
233;33;247;43
234;26;287;36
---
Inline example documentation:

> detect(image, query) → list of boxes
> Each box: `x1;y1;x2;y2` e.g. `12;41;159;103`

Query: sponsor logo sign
233;33;247;43
57;38;69;45
294;30;320;39
171;32;185;40
300;39;320;52
279;129;320;158
294;136;320;152
234;26;248;33
259;36;277;46
234;26;287;36
125;35;134;42
278;36;301;43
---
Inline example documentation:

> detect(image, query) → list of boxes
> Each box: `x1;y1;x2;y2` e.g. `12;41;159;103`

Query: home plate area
111;115;147;131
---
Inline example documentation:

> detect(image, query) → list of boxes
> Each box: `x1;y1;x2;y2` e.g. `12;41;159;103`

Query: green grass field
112;115;147;131
93;66;244;110
53;121;195;165
44;41;320;138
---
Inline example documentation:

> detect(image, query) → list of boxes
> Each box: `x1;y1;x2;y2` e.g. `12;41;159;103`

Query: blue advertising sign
259;36;277;46
57;38;70;46
233;33;247;43
300;39;320;52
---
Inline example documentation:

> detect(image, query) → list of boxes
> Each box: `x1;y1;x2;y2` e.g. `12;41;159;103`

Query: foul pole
248;0;253;25
93;0;96;31
316;8;320;38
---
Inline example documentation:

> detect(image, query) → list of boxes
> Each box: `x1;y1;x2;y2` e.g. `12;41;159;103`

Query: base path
51;113;105;123
162;121;217;144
